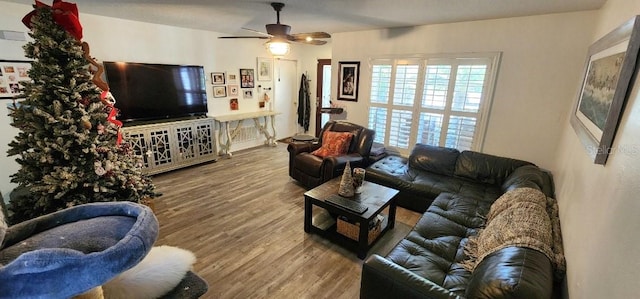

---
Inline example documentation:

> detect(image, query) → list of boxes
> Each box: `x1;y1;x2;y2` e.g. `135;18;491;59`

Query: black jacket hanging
297;73;311;132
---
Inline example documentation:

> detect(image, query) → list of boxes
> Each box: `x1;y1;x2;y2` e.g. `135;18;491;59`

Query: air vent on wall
0;30;26;41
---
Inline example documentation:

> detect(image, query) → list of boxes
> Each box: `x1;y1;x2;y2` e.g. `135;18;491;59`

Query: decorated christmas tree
7;1;156;224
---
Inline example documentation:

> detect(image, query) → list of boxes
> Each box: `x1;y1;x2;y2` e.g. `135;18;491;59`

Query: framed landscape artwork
0;60;31;99
338;61;360;101
570;15;640;165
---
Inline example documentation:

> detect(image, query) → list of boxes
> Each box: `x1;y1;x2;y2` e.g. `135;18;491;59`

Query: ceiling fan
218;2;331;47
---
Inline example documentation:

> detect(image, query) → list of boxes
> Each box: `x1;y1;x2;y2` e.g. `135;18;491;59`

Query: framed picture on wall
240;68;255;88
230;98;239;110
211;72;225;85
243;89;253;99
0;60;32;99
228;73;238;84
570;15;640;165
228;85;239;96
213;86;227;98
257;57;272;81
338;61;360;101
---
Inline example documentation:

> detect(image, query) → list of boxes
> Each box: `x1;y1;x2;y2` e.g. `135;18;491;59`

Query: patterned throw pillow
311;131;354;158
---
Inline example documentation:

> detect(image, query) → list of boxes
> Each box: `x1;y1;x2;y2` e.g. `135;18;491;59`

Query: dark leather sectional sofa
361;144;558;298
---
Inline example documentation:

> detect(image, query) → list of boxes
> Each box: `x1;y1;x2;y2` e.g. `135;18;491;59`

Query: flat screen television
103;61;208;123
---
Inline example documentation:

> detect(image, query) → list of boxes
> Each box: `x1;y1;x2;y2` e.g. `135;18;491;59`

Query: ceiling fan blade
218;36;270;39
242;27;272;37
290;32;331;39
290;38;327;45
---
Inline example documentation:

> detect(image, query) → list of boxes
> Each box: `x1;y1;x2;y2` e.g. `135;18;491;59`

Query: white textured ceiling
5;0;606;36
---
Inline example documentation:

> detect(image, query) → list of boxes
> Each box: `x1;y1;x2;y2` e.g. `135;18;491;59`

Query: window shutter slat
392;65;419;106
368;107;387;144
370;65;392;104
422;65;451;110
389;109;412;149
452;65;486;113
445;116;477;150
417;112;444;146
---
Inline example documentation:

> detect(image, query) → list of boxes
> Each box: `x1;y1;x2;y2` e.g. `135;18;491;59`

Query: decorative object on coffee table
353;167;365;193
338;161;355;197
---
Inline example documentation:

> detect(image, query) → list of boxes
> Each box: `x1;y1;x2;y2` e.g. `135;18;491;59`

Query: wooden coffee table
304;177;399;259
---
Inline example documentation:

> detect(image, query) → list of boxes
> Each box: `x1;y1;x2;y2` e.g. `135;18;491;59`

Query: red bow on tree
22;0;83;41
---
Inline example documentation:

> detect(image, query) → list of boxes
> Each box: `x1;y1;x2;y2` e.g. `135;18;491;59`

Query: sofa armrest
466;247;553;299
361;254;460;299
287;143;321;177
501;165;555;198
287;142;321;156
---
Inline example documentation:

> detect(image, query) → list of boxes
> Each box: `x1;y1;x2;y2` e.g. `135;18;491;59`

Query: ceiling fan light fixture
266;39;290;56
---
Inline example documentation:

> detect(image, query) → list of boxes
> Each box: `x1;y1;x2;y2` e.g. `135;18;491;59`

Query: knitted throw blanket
462;187;566;280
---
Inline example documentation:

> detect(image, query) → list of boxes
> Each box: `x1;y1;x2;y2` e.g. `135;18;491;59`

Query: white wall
330;12;596;169
0;1;329;201
553;0;640;298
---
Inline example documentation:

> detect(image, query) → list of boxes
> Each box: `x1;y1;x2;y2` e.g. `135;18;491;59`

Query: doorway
274;58;297;139
315;59;331;137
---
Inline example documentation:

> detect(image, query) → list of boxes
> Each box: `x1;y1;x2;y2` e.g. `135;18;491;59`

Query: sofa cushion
385;193;493;296
367;157;503;212
311;131;353;158
408;144;460;176
454;151;533;185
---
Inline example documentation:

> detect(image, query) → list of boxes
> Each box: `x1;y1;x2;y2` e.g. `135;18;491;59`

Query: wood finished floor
151;143;421;299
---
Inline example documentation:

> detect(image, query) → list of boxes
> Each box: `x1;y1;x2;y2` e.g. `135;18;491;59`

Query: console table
213;111;280;157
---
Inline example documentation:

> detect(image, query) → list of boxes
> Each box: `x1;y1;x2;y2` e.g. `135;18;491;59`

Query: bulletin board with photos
0;60;32;99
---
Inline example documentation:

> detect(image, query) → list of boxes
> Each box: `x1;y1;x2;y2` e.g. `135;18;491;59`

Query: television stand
121;117;217;175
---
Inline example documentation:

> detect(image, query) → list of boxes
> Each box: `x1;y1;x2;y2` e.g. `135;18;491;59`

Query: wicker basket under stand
337;214;384;245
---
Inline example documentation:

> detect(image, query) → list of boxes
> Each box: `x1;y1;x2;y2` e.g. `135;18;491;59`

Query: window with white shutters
368;53;500;155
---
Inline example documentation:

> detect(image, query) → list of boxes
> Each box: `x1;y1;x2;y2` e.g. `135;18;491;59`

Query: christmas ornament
22;0;83;40
81;119;92;130
97;123;105;134
338;161;355;197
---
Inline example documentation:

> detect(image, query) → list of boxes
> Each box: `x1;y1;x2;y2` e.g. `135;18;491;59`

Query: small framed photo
228;73;238;84
228;85;239;96
257;57;272;81
243;89;253;99
211;72;225;85
213;86;227;98
240;68;255;88
1;60;32;99
338;61;360;101
230;98;239;110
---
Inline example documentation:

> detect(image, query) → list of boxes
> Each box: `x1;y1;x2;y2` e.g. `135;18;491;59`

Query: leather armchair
287;121;375;188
